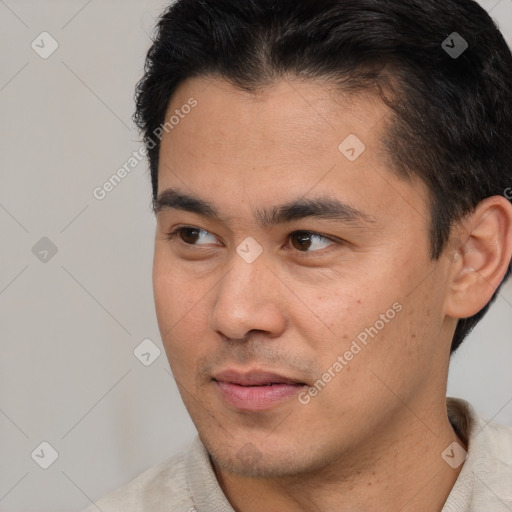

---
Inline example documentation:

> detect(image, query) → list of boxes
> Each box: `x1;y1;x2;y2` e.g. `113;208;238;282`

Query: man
85;0;512;510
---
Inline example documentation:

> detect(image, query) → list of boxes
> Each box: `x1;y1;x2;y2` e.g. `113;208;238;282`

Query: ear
444;195;512;319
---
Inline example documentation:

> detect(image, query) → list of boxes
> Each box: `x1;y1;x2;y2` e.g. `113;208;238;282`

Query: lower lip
215;381;305;411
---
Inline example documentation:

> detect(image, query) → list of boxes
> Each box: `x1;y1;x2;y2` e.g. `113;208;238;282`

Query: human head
138;0;512;482
135;0;512;353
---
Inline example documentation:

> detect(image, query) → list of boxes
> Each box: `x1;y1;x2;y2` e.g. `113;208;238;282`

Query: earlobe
444;195;512;319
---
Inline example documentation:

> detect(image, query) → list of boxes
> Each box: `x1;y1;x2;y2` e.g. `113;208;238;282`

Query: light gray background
0;1;511;510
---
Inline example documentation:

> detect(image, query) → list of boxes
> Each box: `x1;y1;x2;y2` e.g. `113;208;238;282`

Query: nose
209;253;287;341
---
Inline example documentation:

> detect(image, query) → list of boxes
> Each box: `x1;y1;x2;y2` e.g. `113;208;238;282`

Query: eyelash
164;226;340;256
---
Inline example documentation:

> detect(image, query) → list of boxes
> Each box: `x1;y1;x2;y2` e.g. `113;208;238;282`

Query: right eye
165;226;219;246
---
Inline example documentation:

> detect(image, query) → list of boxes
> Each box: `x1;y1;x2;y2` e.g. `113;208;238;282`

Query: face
153;76;454;478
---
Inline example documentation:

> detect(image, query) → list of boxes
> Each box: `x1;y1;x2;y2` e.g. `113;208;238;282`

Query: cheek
303;277;414;380
153;252;198;321
336;284;444;399
311;287;384;345
153;269;178;333
153;259;212;364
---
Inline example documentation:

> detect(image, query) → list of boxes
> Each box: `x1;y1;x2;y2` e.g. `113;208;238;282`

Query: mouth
212;369;307;411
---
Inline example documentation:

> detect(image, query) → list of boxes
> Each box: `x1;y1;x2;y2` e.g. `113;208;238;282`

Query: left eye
289;231;334;252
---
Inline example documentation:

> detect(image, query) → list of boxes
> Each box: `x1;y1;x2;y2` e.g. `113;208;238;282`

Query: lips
213;369;306;411
213;369;305;387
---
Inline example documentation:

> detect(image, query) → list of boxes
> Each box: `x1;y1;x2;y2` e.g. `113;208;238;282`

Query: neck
213;403;466;512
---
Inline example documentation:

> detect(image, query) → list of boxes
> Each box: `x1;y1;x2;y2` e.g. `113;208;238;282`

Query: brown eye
290;232;313;251
179;227;201;244
166;226;217;246
289;231;334;253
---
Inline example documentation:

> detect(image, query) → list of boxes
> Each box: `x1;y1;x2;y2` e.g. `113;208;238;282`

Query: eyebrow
154;188;376;228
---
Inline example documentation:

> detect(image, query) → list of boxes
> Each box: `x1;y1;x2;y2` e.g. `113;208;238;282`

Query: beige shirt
83;397;512;511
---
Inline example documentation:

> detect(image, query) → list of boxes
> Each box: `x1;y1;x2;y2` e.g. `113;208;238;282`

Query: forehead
163;76;390;160
157;76;429;226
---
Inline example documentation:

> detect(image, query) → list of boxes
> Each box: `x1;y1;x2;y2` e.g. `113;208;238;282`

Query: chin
203;434;321;479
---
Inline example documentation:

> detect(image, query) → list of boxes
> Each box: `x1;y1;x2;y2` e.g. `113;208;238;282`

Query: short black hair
134;0;512;353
